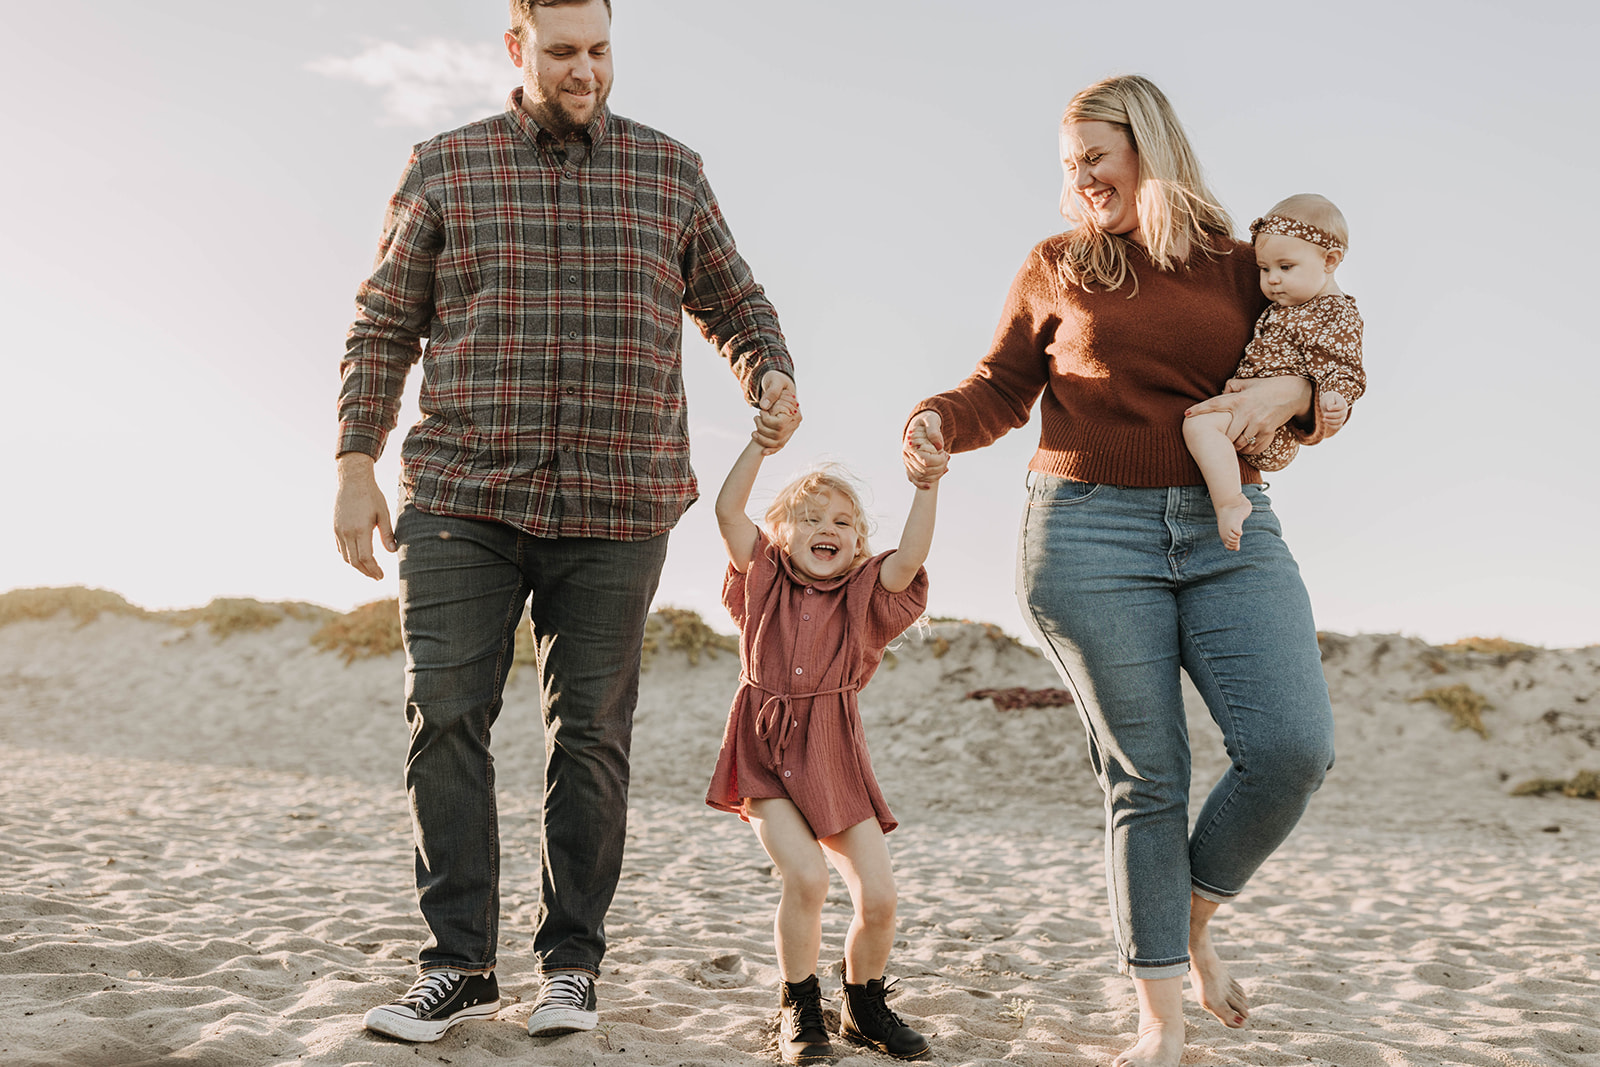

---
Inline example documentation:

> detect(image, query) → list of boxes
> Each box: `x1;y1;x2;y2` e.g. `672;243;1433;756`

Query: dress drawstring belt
740;673;856;772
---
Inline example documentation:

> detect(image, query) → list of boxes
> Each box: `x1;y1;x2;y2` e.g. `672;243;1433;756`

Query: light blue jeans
1017;476;1334;979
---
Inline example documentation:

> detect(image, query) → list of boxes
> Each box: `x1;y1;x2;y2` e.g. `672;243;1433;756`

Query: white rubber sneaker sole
363;999;499;1042
526;1004;598;1037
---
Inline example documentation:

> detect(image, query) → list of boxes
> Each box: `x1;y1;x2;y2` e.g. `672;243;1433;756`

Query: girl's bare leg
1112;975;1184;1067
1189;893;1248;1028
746;798;829;981
819;818;897;981
1182;411;1252;551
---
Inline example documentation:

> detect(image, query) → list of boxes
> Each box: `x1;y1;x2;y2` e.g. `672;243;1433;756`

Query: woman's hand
903;410;949;489
1184;376;1312;454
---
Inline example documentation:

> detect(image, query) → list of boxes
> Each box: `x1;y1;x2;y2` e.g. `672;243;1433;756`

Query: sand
2;608;1598;1067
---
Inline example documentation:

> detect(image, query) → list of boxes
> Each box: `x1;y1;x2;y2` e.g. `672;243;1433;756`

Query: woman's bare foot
1113;976;1185;1067
1214;493;1252;552
1111;1020;1185;1067
1189;898;1248;1028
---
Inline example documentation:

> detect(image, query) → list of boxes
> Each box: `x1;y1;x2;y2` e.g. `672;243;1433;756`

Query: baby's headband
1249;214;1345;254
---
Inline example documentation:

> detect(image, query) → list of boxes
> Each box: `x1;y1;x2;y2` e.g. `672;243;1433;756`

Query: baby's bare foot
1111;1019;1185;1067
1190;926;1248;1028
1214;494;1252;552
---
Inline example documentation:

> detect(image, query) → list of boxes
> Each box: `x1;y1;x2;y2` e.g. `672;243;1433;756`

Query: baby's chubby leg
1182;411;1252;552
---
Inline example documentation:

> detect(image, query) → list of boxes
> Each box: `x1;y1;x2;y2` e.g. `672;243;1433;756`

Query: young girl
1183;192;1366;549
706;413;941;1065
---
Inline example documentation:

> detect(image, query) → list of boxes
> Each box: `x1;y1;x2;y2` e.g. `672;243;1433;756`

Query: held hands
333;453;396;580
902;410;950;489
752;370;801;455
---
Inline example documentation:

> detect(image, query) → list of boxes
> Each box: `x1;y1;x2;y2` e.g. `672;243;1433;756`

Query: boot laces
793;989;827;1034
862;978;908;1029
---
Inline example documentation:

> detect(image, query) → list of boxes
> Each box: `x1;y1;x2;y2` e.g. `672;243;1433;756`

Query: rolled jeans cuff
1121;958;1190;981
1190;880;1237;906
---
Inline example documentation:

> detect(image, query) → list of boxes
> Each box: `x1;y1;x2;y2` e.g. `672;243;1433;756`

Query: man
334;0;798;1044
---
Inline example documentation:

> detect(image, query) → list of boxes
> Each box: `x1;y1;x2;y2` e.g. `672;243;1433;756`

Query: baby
1184;193;1366;549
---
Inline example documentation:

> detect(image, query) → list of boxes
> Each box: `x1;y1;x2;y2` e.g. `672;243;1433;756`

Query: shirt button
805;588;813;595
802;614;810;621
794;667;803;675
783;770;792;778
568;331;578;339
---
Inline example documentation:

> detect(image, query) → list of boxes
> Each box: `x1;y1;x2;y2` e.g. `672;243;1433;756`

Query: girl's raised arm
879;481;939;593
716;440;767;574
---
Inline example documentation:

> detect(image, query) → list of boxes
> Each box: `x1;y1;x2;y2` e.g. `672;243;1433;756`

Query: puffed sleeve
1288;298;1365;445
852;551;930;650
724;529;782;628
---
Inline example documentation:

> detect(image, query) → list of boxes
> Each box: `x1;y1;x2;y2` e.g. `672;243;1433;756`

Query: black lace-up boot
839;963;929;1060
778;974;832;1064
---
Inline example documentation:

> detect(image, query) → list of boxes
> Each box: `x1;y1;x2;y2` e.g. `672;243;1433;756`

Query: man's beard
531;84;608;138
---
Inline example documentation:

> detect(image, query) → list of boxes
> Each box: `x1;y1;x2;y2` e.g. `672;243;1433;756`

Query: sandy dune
2;607;1597;1067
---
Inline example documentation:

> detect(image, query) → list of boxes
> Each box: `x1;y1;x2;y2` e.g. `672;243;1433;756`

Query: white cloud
308;40;511;127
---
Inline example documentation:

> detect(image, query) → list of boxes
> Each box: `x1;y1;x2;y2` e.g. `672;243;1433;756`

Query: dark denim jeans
1017;477;1335;979
395;504;668;977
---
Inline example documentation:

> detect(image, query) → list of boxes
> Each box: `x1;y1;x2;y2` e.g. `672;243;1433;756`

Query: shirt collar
505;88;610;152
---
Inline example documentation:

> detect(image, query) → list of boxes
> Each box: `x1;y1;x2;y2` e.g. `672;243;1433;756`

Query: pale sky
5;1;1596;647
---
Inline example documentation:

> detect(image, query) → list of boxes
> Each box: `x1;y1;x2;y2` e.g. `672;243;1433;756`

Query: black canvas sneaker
362;969;499;1042
526;970;599;1036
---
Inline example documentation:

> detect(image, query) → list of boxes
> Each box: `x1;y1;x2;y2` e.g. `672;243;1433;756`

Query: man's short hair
509;0;612;43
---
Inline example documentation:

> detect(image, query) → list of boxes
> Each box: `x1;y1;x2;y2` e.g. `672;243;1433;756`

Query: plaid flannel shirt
338;91;793;540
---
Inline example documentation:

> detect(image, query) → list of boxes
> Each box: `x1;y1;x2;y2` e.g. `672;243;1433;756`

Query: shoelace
537;971;591;1008
860;979;908;1029
792;991;827;1035
399;970;461;1011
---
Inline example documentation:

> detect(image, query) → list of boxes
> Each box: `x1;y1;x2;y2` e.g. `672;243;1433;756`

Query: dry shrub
0;586;149;628
641;607;738;669
1440;636;1540;654
161;597;291;638
927;617;1038;657
311;598;404;663
1410;683;1493;738
967;687;1074;711
1510;770;1600;799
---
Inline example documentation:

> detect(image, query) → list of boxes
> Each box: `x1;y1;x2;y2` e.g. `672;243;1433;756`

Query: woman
903;75;1338;1067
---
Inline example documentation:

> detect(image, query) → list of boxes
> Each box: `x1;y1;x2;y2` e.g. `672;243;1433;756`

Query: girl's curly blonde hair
764;465;874;572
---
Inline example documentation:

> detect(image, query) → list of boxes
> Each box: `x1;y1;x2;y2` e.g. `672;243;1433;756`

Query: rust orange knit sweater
917;232;1322;488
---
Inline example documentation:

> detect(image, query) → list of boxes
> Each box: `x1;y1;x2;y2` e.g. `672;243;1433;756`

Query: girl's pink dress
705;531;928;838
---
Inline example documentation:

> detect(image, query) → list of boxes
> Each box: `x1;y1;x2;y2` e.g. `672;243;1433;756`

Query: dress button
794;667;803;675
802;614;810;621
783;770;791;778
805;588;813;595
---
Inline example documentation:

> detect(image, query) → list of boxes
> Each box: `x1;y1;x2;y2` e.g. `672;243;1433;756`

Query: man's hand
903;410;949;489
753;370;801;454
334;453;397;580
1185;376;1313;455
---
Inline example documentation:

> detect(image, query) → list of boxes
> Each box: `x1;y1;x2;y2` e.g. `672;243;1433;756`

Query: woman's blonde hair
1057;74;1234;294
764;465;874;571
